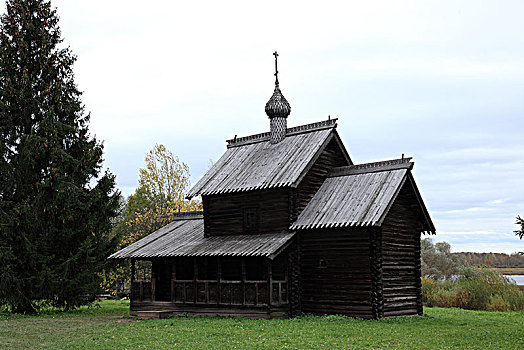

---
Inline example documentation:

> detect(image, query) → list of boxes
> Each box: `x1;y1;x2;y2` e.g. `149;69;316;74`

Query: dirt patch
115;319;137;323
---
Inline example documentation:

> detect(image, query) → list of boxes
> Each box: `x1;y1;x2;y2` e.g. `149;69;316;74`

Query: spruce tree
0;0;119;313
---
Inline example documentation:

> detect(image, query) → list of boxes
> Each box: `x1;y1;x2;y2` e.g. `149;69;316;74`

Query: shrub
421;266;524;311
421;277;435;306
487;295;510;312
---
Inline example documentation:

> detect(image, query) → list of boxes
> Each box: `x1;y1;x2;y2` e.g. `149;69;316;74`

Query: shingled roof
186;119;351;198
290;158;435;233
109;212;295;260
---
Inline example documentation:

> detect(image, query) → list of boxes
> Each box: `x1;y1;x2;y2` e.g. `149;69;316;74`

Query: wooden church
109;53;435;319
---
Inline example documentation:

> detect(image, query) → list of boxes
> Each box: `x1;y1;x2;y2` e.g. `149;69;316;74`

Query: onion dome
265;51;290;144
265;85;291;118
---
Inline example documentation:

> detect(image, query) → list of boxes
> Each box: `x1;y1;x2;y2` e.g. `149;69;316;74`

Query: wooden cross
273;51;279;86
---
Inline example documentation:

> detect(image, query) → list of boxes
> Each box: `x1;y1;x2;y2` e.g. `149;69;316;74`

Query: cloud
3;0;524;254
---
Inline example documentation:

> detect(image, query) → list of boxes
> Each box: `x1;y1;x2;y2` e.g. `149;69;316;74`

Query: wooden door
155;259;172;301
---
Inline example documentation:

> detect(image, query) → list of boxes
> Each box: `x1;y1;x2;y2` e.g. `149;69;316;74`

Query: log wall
300;228;373;318
287;237;301;317
296;138;349;215
370;228;384;319
381;182;424;317
203;188;290;236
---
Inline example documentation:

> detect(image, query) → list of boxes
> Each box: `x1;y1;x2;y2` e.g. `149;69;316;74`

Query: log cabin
109;53;435;319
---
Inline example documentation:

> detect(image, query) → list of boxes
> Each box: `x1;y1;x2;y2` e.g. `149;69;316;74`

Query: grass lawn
1;300;523;349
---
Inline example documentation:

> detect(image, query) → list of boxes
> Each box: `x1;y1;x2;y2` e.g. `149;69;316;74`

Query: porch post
241;258;246;305
193;258;198;303
130;258;135;303
217;257;222;304
131;258;135;283
151;260;156;302
268;259;273;306
171;259;176;301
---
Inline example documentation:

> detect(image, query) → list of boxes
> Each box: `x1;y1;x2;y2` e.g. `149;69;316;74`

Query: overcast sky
5;0;523;253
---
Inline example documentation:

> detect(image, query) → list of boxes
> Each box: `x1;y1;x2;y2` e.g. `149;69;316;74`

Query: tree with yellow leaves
101;144;201;296
139;144;192;206
121;144;201;248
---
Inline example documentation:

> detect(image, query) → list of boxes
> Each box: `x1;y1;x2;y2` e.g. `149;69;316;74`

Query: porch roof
108;213;295;260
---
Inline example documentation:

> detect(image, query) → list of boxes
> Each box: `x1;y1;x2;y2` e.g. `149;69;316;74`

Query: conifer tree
0;0;119;313
515;216;523;240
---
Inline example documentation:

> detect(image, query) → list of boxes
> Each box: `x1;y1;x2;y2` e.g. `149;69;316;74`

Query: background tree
122;144;201;246
138;144;192;207
515;215;523;239
101;144;201;296
421;238;459;280
0;0;119;313
453;252;524;267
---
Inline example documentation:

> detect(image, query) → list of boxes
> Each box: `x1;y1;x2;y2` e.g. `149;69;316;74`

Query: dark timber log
203;188;290;236
300;228;373;318
288;238;301;317
381;182;425;316
370;228;384;319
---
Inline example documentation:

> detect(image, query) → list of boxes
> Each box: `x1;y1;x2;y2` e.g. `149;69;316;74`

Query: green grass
1;300;523;349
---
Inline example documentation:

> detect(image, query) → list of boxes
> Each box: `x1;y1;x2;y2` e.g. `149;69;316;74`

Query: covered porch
130;254;289;318
108;212;296;318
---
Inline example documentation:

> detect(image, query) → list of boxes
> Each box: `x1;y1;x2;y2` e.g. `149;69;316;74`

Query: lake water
504;275;524;285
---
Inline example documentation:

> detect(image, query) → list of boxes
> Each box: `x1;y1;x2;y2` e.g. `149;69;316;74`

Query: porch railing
130;280;152;301
172;279;288;306
131;279;288;306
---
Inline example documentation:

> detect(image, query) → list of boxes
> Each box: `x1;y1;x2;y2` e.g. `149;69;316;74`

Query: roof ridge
328;157;413;177
226;118;337;148
287;118;337;136
172;211;204;220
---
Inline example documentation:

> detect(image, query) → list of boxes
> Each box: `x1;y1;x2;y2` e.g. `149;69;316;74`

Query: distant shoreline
488;267;524;275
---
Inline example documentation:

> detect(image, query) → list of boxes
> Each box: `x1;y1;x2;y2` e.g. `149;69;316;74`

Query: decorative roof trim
328;157;413;177
407;173;436;234
226;118;338;149
330;129;353;166
172;211;203;220
287;119;337;136
375;172;435;234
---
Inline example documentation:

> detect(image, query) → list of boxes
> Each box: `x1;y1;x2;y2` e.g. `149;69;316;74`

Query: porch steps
135;310;173;319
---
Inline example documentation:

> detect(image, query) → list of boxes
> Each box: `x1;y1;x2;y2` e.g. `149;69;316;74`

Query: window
243;207;259;233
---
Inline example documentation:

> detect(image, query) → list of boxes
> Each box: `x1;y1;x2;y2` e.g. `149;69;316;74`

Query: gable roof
186;119;351;198
108;212;295;260
290;158;435;234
